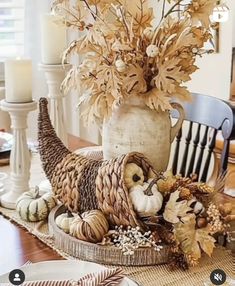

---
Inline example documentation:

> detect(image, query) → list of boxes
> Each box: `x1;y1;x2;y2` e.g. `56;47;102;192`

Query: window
0;0;25;81
0;0;24;60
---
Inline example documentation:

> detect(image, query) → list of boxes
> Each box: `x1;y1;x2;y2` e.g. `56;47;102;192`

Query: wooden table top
0;134;94;275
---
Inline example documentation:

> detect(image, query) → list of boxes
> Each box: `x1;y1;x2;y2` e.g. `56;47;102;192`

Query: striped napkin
2;263;124;286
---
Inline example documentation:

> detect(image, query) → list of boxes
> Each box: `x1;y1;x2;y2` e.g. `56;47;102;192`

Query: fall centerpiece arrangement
53;166;232;269
37;98;232;269
52;0;217;170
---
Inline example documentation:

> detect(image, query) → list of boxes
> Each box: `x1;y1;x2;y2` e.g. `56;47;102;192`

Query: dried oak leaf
175;214;216;259
187;0;217;28
63;36;99;58
61;66;80;94
80;91;114;125
96;64;122;99
163;190;192;224
87;0;111;7
123;64;147;94
164;26;203;58
144;88;172;111
154;58;190;93
111;40;133;52
133;7;154;33
173;85;192;102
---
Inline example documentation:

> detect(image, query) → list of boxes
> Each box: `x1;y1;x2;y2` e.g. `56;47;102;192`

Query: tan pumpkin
124;163;144;189
69;210;109;243
129;178;163;217
16;187;57;222
55;211;75;233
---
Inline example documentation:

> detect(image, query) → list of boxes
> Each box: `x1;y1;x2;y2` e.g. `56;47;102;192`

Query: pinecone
159;228;176;244
151;231;161;243
157;178;176;194
170;176;193;192
169;242;179;254
197;183;215;194
178;187;193;200
189;182;215;194
185;254;199;267
169;252;189;270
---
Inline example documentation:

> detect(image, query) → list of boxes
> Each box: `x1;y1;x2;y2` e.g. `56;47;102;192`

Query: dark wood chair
171;93;235;182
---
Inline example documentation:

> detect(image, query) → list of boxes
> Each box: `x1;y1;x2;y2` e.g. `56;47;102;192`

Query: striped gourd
16;187;57;222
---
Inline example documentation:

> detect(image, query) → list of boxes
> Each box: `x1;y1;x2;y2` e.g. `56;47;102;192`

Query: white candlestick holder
0;100;37;209
39;63;71;146
38;63;71;193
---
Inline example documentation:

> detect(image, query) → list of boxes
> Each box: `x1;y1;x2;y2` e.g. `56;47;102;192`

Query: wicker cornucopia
38;98;157;228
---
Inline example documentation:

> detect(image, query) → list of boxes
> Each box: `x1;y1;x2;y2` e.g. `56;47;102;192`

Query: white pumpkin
129;179;163;217
16;187;57;222
124;163;144;189
55;211;75;233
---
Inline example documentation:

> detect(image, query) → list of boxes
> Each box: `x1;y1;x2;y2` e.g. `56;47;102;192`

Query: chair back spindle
186;124;201;178
170;93;235;182
180;122;193;177
172;128;182;175
200;128;217;182
194;126;209;180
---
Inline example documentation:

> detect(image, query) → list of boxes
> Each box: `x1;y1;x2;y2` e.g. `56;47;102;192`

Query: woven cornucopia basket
38;98;156;229
38;98;170;265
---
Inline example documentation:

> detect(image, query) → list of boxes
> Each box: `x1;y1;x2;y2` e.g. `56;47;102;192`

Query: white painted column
39;63;71;147
0;100;37;209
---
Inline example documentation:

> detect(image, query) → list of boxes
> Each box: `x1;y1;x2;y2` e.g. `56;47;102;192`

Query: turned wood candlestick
38;63;71;193
0;100;37;209
38;63;71;146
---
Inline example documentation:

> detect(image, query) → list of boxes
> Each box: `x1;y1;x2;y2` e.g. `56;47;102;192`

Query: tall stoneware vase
102;95;184;172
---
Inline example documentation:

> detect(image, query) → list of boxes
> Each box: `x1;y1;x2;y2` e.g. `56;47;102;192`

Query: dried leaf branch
53;0;218;124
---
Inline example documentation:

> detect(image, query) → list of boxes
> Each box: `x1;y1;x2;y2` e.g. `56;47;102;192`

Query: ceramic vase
102;95;184;171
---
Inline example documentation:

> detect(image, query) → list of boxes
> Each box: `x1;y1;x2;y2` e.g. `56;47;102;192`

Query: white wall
149;0;234;101
232;1;235;47
187;0;234;101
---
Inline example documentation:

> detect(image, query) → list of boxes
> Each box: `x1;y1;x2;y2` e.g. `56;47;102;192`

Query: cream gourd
55;211;75;233
16;187;57;222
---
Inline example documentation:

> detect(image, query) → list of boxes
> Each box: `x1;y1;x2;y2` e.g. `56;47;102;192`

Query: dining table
0;134;234;285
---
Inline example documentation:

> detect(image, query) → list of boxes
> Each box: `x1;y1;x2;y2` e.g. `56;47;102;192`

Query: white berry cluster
112;225;163;255
207;203;229;234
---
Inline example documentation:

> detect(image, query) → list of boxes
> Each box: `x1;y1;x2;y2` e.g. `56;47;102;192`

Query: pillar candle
5;59;32;103
41;14;67;64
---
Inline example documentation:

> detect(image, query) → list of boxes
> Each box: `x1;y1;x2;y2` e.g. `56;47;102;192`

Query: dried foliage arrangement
55;168;232;270
99;170;232;270
52;0;217;124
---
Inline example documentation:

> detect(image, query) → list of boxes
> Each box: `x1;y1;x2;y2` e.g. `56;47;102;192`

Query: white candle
5;59;32;103
41;14;67;64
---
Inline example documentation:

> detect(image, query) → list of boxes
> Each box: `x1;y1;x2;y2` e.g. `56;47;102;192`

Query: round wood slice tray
49;205;170;266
